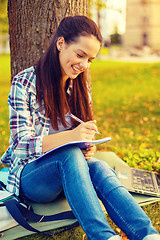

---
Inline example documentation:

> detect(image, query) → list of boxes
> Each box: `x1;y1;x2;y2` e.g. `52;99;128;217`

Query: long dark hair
35;15;102;130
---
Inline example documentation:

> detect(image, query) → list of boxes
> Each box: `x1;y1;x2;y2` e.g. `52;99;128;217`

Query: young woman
1;16;160;240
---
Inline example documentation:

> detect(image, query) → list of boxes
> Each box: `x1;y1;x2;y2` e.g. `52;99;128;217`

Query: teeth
73;66;79;72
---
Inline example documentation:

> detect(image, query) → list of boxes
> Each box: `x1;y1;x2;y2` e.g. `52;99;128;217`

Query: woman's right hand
43;121;98;153
71;120;98;142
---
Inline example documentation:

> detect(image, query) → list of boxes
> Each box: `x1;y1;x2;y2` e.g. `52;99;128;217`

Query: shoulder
11;66;36;94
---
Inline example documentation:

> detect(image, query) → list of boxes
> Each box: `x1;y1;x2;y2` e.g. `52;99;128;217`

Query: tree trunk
8;0;88;79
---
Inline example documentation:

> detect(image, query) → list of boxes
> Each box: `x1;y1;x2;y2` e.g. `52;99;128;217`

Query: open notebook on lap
115;165;160;197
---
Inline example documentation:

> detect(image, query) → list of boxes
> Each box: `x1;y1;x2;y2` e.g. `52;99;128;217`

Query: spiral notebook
32;137;112;162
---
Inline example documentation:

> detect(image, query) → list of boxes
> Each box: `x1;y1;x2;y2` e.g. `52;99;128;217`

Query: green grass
0;54;11;160
0;55;160;239
92;60;160;173
92;61;160;150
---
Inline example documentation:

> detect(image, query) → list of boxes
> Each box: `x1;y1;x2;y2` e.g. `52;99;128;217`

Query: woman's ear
56;37;65;51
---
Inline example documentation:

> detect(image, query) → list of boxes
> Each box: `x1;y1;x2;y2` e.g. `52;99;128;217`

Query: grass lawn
92;60;160;172
0;54;11;158
0;55;160;239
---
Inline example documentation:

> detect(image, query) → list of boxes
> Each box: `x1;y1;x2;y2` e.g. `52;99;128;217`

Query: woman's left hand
82;145;96;160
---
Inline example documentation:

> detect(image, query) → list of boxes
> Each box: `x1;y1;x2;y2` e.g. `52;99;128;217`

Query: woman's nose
80;59;89;70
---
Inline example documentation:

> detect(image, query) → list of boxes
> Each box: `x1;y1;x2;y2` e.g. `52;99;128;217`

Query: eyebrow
77;49;95;59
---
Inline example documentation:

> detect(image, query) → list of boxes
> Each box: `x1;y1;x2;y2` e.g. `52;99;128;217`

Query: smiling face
57;35;101;83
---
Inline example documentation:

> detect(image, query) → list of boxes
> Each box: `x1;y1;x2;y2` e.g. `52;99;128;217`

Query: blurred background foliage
0;0;8;34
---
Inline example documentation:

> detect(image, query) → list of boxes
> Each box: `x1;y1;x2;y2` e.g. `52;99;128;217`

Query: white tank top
49;113;72;135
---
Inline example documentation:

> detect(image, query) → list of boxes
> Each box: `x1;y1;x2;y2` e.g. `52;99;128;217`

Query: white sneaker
108;236;122;240
143;234;160;240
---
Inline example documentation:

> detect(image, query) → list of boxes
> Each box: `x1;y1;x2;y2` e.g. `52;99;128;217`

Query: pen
69;113;101;135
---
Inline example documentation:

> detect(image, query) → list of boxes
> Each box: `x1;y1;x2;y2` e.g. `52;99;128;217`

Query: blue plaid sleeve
8;78;43;159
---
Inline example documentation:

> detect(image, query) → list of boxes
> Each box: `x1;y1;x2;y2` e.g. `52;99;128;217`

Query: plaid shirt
0;66;71;196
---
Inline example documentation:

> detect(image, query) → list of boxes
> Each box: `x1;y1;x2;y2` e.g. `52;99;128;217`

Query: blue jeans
20;146;159;240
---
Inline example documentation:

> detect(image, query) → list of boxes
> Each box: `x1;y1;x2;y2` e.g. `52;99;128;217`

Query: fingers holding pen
72;120;99;141
84;120;98;133
85;120;101;135
80;121;98;139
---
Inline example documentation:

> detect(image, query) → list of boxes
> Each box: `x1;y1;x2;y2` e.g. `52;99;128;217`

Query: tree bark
8;0;88;79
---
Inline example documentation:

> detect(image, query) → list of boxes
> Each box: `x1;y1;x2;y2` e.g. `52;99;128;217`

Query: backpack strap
0;179;77;235
4;198;76;234
0;181;6;190
4;198;43;234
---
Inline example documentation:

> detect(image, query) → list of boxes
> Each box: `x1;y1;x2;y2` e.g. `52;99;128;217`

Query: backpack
0;167;78;240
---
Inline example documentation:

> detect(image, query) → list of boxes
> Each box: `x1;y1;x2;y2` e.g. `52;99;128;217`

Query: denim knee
58;145;89;176
88;158;124;195
59;145;84;160
88;158;116;176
